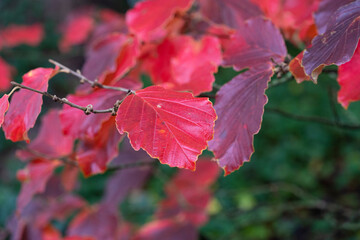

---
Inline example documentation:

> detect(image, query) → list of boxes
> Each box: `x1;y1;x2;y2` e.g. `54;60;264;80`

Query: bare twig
266;107;360;130
327;86;340;124
107;161;156;172
11;82;114;115
49;59;135;94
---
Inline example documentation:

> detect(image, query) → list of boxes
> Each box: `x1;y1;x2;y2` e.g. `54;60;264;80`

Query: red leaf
76;117;123;177
17;110;74;160
303;1;360;81
289;51;311;83
158;160;219;226
209;65;274;175
338;44;360;108
0;23;44;49
142;35;222;95
0;57;14;90
42;224;62;240
61;78;140;139
61;165;79;192
116;86;216;170
135;219;197;240
198;0;262;29
82;33;139;86
0;94;9;128
59;10;94;53
222;17;286;71
251;0;320;44
2;67;58;142
17;159;61;213
126;0;193;41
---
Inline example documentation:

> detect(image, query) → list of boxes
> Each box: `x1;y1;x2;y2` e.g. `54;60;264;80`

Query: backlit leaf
142;35;222;95
289;51;312;83
126;0;193;41
252;0;320;44
116;86;216;170
0;94;9;128
338;44;360;108
0;57;14;90
2;67;58;142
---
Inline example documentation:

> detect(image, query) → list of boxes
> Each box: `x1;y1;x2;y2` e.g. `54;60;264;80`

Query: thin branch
327;86;341;124
107;161;156;172
11;82;114;115
266;107;360;130
49;59;135;94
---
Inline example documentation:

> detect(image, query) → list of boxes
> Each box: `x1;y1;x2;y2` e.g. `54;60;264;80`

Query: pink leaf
143;35;222;95
2;67;58;142
126;0;193;41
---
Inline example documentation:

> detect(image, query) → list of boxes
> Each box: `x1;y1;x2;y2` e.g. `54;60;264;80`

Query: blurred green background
1;0;360;239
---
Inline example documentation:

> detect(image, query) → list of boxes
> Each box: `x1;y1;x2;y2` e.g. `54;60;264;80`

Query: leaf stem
266;107;360;130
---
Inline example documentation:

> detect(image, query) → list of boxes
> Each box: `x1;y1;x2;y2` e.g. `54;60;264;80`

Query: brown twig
107;161;156;172
266;107;360;130
49;59;135;94
11;82;114;115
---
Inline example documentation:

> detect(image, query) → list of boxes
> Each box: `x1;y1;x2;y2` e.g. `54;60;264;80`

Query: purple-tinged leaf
209;65;273;175
315;0;354;35
303;1;360;81
198;0;262;29
222;17;286;70
210;17;286;174
17;110;74;160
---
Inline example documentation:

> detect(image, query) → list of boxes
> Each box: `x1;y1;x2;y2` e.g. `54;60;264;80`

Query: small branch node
85;104;94;115
52;95;59;102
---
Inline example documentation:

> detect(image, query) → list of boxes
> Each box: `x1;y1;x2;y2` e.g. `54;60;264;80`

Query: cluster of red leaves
2;0;360;177
9;145;218;240
2;0;360;238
